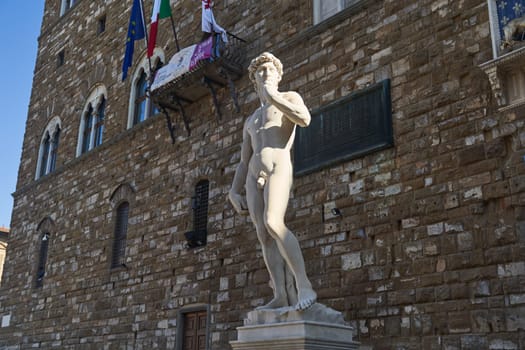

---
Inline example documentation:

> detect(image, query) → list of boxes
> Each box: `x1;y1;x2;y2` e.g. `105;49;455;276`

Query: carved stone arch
184;164;214;198
78;80;90;102
110;183;136;208
76;84;108;156
194;164;214;183
84;84;108;110
37;217;55;235
94;60;108;83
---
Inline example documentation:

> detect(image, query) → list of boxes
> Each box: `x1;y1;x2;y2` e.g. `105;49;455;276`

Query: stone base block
230;320;359;350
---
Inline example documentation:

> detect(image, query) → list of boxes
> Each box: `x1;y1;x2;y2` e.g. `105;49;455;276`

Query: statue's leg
285;264;298;306
246;175;289;309
263;167;317;311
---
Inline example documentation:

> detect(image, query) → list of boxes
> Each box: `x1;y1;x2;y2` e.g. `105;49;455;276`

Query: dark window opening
35;233;50;288
97;15;106;35
111;202;129;269
185;180;209;248
57;50;65;67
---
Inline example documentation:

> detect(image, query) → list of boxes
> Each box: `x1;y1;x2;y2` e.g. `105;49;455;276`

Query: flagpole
169;14;180;52
139;0;154;81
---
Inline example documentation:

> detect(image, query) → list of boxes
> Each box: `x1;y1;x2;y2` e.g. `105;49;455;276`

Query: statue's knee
264;216;285;236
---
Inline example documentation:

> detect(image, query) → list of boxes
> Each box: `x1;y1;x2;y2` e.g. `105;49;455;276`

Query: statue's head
248;52;283;87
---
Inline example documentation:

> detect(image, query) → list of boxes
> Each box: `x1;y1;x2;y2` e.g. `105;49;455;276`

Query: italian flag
148;0;172;57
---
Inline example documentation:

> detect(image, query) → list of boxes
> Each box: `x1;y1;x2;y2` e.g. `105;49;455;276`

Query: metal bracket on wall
222;68;241;113
158;95;192;143
202;76;222;121
159;104;177;144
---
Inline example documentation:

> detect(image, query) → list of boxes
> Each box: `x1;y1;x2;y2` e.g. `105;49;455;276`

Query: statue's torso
246;103;296;179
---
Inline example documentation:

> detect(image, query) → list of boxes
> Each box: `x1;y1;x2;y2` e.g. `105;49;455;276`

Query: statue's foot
295;288;317;311
256;296;288;310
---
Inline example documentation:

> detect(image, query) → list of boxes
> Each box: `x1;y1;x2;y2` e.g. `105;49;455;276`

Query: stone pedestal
230;304;359;350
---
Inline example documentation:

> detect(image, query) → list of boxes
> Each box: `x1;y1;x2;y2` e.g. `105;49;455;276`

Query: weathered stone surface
0;0;524;349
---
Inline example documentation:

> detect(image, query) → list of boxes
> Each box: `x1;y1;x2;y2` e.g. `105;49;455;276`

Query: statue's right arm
229;121;252;215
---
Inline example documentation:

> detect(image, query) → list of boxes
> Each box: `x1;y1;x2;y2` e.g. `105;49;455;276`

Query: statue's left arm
264;86;311;127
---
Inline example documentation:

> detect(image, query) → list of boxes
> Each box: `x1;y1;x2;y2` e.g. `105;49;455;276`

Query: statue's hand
262;84;280;103
229;191;249;216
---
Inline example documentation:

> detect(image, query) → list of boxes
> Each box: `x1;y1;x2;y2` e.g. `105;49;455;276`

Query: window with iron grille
111;202;129;269
185;180;209;248
35;233;50;288
294;79;393;176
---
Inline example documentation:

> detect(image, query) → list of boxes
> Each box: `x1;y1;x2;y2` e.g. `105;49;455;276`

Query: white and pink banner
151;36;213;92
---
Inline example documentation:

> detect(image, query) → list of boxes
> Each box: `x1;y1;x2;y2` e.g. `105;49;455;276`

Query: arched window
77;85;107;156
36;117;61;179
127;50;165;128
111;202;130;269
109;183;135;269
34;218;54;288
35;232;50;288
60;0;76;16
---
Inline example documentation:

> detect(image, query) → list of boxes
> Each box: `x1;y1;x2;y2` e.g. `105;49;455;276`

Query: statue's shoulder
282;90;304;102
247;107;262;120
244;107;261;129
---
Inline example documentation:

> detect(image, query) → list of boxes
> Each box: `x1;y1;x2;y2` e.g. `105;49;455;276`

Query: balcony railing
151;32;247;142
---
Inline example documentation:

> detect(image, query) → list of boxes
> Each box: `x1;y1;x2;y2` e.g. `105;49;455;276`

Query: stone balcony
150;33;247;140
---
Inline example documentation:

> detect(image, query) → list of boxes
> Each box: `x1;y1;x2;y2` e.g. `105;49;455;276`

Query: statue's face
255;62;280;87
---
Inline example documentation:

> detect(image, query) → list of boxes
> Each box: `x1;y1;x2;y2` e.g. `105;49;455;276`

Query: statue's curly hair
248;52;283;85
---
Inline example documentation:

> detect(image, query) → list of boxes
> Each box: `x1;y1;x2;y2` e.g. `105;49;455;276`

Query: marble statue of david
229;52;317;311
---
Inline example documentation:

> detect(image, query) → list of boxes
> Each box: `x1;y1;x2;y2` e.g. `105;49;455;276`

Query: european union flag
122;0;146;81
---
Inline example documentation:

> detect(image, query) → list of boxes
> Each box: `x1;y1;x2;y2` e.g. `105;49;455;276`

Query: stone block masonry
0;0;524;349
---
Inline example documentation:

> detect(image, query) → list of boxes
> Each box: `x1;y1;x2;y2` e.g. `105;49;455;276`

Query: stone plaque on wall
294;79;393;176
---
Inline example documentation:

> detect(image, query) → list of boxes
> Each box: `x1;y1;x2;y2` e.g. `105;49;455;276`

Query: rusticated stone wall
1;0;524;349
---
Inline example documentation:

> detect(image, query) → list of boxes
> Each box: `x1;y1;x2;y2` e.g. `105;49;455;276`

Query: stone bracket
480;46;525;112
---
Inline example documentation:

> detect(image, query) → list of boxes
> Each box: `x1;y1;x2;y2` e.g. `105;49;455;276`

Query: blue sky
0;2;45;227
